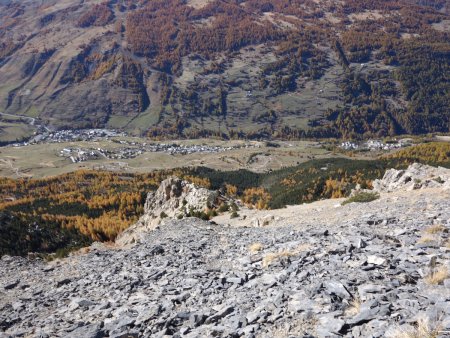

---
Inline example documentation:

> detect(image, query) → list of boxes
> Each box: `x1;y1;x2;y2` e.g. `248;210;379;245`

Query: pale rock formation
372;163;450;192
116;177;222;245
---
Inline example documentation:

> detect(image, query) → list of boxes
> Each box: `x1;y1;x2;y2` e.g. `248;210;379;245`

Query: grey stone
246;310;262;324
65;323;104;338
348;306;380;326
189;313;207;327
73;298;96;308
3;280;19;290
56;278;72;287
316;314;345;337
204;306;234;324
259;274;278;287
242;324;260;335
11;302;23;311
323;280;352;299
367;255;387;266
357;238;368;249
226;277;245;285
358;284;386;300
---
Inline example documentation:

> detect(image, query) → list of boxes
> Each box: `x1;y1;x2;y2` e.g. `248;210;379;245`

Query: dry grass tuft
262;251;294;268
424;266;449;285
249;242;263;253
424;224;447;234
78;247;91;255
345;297;361;316
417;234;438;244
389;317;441;338
418;225;448;245
262;244;311;268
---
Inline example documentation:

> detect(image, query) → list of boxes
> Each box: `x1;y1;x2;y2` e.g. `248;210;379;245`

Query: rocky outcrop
1;172;449;337
116;177;223;245
373;163;450;193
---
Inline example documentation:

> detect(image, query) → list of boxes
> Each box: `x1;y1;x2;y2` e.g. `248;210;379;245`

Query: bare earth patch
432;19;450;32
187;0;214;9
349;10;387;22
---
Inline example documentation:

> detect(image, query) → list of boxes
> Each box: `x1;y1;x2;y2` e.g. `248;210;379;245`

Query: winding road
0;112;50;131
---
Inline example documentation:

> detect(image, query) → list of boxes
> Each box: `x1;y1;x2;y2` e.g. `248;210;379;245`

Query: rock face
373;163;450;193
116;177;222;245
1;166;450;337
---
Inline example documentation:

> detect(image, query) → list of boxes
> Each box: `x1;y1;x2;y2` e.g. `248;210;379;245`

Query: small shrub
230;202;239;212
207;209;218;218
160;211;168;219
342;192;380;205
218;203;230;213
265;141;280;148
433;176;444;184
186;208;214;220
230;211;239;219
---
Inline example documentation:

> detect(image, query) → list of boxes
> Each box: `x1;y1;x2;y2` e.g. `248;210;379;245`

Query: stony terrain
213;163;450;229
1;164;450;337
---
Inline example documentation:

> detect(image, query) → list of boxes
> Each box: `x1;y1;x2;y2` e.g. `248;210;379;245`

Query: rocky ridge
372;163;450;193
116;176;226;245
0;164;450;337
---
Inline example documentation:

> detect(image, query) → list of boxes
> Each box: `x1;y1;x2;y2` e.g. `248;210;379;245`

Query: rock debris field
1;164;450;338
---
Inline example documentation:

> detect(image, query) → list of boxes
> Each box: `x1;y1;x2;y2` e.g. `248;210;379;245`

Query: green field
0;116;37;144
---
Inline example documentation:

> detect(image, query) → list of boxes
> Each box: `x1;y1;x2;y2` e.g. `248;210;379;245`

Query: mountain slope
0;0;449;139
1;165;449;337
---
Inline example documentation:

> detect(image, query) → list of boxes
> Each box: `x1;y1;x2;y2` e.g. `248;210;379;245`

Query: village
4;128;253;163
340;139;412;151
24;129;126;145
59;142;248;163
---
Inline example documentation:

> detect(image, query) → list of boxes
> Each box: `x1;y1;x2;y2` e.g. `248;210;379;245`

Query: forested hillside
0;0;448;139
0;168;209;255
